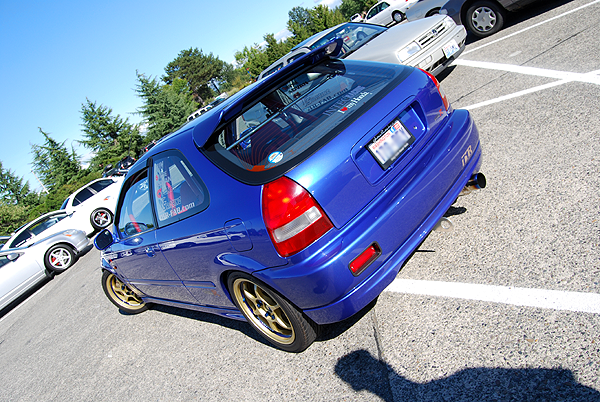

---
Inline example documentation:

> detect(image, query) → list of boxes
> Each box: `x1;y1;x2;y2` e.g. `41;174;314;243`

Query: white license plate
443;39;460;58
368;120;415;169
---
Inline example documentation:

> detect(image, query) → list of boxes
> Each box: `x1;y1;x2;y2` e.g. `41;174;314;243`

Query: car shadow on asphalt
145;295;380;350
335;349;600;401
144;304;271;347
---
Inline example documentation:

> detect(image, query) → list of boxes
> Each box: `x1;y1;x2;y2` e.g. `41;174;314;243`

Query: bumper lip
302;117;483;325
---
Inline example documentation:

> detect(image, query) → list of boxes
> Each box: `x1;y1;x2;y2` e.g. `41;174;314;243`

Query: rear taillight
420;69;450;111
262;176;333;257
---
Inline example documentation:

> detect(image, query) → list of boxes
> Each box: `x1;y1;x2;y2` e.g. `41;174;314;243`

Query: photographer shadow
335;349;600;401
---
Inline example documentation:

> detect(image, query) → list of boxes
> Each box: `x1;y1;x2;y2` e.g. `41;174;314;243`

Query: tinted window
29;215;66;236
88;179;114;193
0;255;10;268
73;188;94;206
152;150;209;227
117;171;154;238
203;59;408;184
309;24;385;52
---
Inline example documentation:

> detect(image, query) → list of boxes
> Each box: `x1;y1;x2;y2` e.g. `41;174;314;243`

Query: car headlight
397;42;421;63
443;15;455;29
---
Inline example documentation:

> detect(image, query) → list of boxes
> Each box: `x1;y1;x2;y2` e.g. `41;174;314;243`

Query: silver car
0;229;89;311
259;17;466;80
405;0;447;21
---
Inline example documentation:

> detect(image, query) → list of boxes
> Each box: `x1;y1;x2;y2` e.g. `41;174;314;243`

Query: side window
0;255;10;268
10;230;32;248
117;170;154;237
73;188;94;206
152;150;209;227
88;179;114;193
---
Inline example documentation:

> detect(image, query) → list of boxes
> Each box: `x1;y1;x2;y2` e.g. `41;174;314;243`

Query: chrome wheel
44;245;75;272
471;6;496;33
228;272;317;352
102;270;147;314
91;208;113;230
392;11;404;23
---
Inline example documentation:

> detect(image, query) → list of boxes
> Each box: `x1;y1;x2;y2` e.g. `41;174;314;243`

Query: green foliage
237;3;347;77
339;0;378;20
163;48;228;104
135;73;199;142
0;161;39;207
0;204;29;236
30;129;81;192
79;99;142;169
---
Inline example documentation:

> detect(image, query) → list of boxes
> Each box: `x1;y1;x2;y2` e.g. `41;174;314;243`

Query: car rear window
202;59;409;184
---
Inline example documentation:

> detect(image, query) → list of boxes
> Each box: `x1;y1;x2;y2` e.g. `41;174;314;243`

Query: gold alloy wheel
106;273;146;310
232;278;295;345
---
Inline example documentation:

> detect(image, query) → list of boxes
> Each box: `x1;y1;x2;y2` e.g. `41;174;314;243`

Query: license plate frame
367;118;415;170
443;39;460;58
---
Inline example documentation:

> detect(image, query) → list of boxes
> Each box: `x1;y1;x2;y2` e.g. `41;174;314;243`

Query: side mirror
6;252;21;262
103;164;113;172
94;229;114;250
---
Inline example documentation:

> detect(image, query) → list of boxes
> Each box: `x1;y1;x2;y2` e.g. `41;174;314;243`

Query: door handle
145;247;155;257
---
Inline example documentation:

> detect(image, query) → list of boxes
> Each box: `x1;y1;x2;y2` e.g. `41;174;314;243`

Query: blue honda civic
95;39;485;352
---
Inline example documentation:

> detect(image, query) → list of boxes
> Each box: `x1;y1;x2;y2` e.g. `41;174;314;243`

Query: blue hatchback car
95;40;485;352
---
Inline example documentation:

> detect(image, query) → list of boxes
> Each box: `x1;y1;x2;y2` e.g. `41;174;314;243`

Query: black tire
44;244;75;273
227;272;317;352
392;11;405;24
101;270;148;314
425;8;441;17
465;1;505;38
90;208;114;230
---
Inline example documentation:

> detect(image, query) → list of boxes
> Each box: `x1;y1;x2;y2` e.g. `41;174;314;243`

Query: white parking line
453;59;600;85
385;279;600;314
462;80;568;110
453;60;600;109
463;0;600;56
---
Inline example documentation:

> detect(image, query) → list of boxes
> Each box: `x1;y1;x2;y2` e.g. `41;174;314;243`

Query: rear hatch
199;57;448;228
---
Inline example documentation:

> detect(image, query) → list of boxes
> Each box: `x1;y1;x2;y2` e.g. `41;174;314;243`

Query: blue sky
0;0;339;192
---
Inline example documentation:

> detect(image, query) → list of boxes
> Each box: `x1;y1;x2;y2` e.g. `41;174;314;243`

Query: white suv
60;177;124;235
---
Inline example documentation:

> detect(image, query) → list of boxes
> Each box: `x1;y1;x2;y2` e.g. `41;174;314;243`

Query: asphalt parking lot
1;1;599;400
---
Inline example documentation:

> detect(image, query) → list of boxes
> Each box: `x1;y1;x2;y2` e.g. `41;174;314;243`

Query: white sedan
259;17;466;80
60;176;124;235
0;229;89;312
352;0;419;25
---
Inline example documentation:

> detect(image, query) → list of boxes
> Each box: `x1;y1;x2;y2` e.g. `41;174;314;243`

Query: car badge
432;29;438;36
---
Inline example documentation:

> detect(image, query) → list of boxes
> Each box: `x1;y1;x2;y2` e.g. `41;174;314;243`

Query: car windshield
309;23;386;54
202;58;406;184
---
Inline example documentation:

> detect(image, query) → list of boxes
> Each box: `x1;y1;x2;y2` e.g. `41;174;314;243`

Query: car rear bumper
254;109;483;325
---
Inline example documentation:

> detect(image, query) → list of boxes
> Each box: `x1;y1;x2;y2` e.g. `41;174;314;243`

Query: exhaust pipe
459;173;486;197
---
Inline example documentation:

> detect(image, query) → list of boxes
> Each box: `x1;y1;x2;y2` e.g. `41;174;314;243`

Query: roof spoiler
221;38;345;122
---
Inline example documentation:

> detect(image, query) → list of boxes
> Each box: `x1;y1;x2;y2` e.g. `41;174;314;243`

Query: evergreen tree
163;48;228;104
135;73;198;142
79;99;142;167
30;128;81;191
0;161;38;206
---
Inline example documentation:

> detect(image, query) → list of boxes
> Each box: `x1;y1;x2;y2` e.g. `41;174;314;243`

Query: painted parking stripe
463;0;600;56
385;279;600;314
463;79;568;110
453;59;600;85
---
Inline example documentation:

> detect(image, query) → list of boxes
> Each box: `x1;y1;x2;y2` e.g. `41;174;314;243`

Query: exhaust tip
458;172;487;197
472;172;486;189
